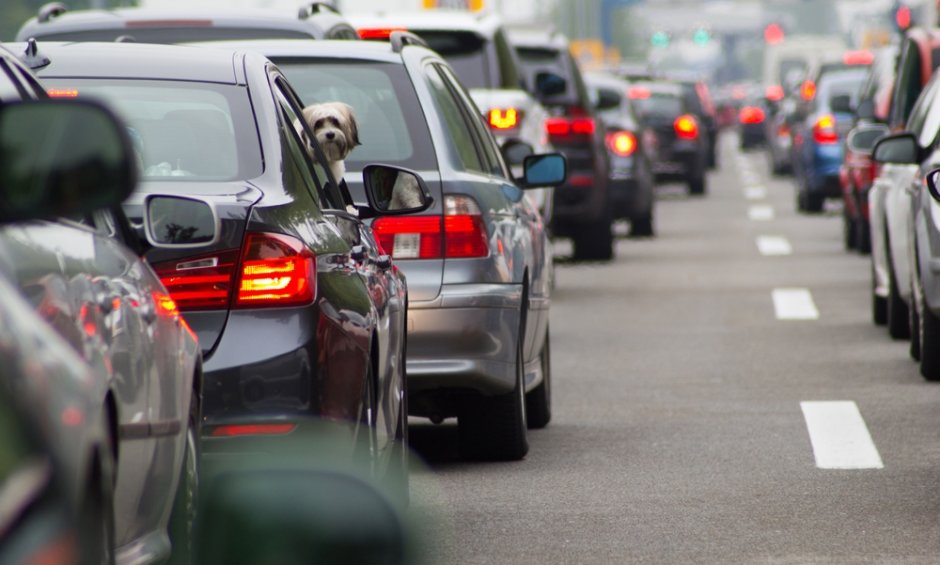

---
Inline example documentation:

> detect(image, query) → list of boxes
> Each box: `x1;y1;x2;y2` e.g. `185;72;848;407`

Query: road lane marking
748;205;774;220
800;401;884;470
745;186;767;200
756;236;792;256
772;288;819;319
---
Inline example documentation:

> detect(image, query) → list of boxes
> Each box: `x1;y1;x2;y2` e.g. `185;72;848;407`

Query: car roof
187;38;408;65
584;71;628;92
630;81;683;96
16;41;247;84
505;27;568;49
348;10;504;37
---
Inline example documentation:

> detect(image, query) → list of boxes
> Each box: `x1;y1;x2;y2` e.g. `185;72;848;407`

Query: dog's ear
337;102;362;147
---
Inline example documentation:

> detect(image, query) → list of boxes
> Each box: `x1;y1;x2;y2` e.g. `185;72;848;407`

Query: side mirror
501;139;535;167
927;168;940;202
520;153;567;189
830;94;853;114
535;71;566;97
0;99;136;223
855;98;875;120
145;195;219;248
845;124;890;154
362;164;433;215
595;88;621;111
872;133;921;165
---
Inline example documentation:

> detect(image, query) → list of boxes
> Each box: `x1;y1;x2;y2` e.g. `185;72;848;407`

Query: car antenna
20;38;51;71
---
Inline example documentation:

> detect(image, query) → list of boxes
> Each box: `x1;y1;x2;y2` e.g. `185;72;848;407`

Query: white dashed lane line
801;401;884;470
772;288;819;320
756;236;792;256
744;186;767;200
748;205;775;221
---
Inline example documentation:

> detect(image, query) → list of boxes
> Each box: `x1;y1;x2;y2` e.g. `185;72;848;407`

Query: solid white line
748;205;774;221
756;236;792;256
801;401;884;470
772;288;819;320
745;186;767;200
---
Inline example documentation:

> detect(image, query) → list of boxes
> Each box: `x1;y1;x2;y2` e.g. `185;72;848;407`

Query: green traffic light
692;28;710;45
651;31;669;48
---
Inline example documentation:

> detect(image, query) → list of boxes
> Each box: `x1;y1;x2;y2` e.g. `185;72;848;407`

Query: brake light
606;131;637;157
739;106;766;124
765;85;784;102
777;123;790;137
152;249;240;311
801;80;816;101
372;195;488;260
843;50;873;65
674;114;699;140
209;423;297;437
357;27;406;40
813;114;838;144
488;108;520;130
627;86;651;99
236;233;316;307
544;117;595;137
47;88;79;98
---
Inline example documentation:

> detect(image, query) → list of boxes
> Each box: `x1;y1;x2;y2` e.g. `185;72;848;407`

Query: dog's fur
388;173;424;210
300;102;361;183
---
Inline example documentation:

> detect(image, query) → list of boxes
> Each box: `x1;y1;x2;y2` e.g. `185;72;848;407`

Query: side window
0;61;28;102
435;64;507;178
891;40;922;129
906;76;939;142
424;63;486;173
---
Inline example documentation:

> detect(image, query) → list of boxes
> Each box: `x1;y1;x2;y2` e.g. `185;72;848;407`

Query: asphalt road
404;133;940;564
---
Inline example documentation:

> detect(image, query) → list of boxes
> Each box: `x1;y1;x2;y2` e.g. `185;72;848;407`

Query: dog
300;101;361;184
388;173;424;210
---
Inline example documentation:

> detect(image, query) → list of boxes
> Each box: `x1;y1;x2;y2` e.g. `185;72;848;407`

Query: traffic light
896;4;912;31
692;28;710;45
764;22;785;44
651;31;670;48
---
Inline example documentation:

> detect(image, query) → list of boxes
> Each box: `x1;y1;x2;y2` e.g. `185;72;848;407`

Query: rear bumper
652;145;700;180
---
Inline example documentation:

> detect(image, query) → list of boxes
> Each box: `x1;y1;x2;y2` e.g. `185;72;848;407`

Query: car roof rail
20;38;51;70
297;2;339;20
390;31;428;53
37;2;68;23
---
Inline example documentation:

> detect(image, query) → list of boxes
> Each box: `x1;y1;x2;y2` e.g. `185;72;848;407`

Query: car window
435;64;507;178
891;39;922;129
815;69;867;112
633;93;683;118
910;77;940;147
41;78;262;182
0;60;29;102
423;63;485;173
417;31;491;89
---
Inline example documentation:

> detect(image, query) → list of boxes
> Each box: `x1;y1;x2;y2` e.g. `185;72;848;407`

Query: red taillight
356;27;406;40
801;80;816;101
739;106;766;124
765;85;785;102
544;117;595;137
674;114;699;140
236;233;316;307
47;88;79;98
606;131;637;157
152;249;240;311
372;195;488;260
209;423;297;437
488;108;520;130
813;114;838;144
843;50;873;65
627;86;651;99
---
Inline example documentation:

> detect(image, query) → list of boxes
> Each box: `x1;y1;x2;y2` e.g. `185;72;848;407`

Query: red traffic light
896;5;912;30
764;23;785;44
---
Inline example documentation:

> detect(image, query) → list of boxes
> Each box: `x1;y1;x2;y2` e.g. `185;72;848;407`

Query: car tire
856;217;872;254
630;215;654;237
910;284;922;362
804;192;824;213
573;220;614;261
526;324;552;430
386;326;410;507
919;298;940;381
688;170;706;195
81;452;115;565
872;265;887;326
458;308;529;461
168;390;200;565
843;210;857;251
886;247;910;340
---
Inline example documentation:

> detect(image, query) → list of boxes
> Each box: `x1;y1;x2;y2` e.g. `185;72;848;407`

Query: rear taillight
372;195;488;260
152;249;240;311
357;27;406;40
812;114;838;144
777;123;790;138
674;114;699;140
209;423;297;437
606;131;637;157
739;106;765;124
801;80;816;101
236;233;316;307
488;108;521;130
544;117;595;137
765;85;784;102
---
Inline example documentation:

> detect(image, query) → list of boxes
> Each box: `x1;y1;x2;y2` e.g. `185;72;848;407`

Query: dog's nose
325;131;335;140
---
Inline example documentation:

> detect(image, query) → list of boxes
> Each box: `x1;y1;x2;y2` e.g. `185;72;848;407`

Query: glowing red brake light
488;108;520;130
372;195;488;260
236;233;316;307
813;114;838;144
544;117;594;137
674;114;699;140
152;249;240;311
47;88;79;98
606;131;637;157
801;80;816;101
357;27;406;40
739;106;766;124
209;423;297;437
765;85;784;102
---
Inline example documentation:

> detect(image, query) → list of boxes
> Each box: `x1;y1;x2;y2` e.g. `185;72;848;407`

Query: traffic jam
3;0;940;562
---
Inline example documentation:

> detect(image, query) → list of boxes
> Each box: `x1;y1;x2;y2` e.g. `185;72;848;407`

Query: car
737;91;770;150
507;26;615;260
30;40;432;497
15;2;360;43
627;80;708;196
663;72;719;169
351;11;555;225
868;27;940;338
584;71;657;236
205;35;564;460
2;43;203;564
789;58;869;212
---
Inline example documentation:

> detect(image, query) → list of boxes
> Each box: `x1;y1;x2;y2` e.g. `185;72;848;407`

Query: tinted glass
276;59;436;171
36;27;314;43
632;93;683;118
817;69;867;111
424;64;485;173
436;64;505;177
416;31;489;89
42;78;262;182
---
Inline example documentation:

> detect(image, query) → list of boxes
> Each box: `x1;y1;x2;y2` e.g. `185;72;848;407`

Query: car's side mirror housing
872;132;921;165
145;195;220;249
519;153;567;189
501;139;535;167
845;124;890;155
535;71;567;98
829;94;853;114
0;99;136;223
361;164;433;217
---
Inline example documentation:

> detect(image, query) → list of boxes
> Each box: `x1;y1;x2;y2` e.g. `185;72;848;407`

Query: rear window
817;69;867;111
414;31;489;89
31;27;314;43
633;93;683;118
41;78;263;181
275;59;437;171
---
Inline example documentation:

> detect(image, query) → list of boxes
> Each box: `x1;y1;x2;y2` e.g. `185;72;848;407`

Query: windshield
818;69;868;112
633;93;683;118
41;78;263;181
275;59;437;171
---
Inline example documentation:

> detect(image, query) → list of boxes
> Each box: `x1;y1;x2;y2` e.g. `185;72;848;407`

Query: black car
663;73;719;169
508;27;615;261
32;41;431;496
628;81;709;195
584;71;656;236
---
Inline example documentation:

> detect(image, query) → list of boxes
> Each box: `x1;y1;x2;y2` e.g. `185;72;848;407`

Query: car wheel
843;209;857;250
688;171;706;195
573;220;614;261
804;192;824;213
353;361;378;474
886;246;910;340
856;217;872;254
910;281;922;362
629;215;654;237
81;452;114;565
385;329;410;507
459;308;529;461
872;264;887;326
168;391;200;565
919;295;940;381
526;324;551;429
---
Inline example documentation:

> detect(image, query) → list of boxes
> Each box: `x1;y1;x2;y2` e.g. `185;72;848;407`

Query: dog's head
301;102;361;163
